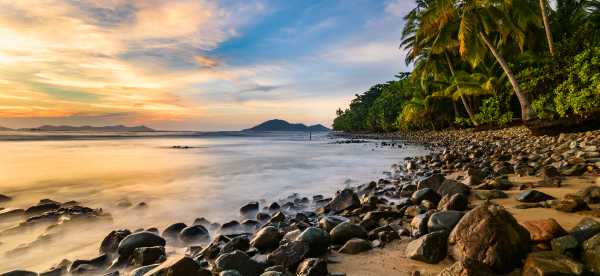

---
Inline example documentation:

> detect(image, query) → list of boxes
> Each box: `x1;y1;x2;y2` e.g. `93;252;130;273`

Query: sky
0;0;414;131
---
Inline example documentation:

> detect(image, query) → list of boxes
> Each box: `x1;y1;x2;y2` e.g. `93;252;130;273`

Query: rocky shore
1;126;599;276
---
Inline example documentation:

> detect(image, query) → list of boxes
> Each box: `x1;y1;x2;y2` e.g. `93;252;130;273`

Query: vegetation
333;0;600;132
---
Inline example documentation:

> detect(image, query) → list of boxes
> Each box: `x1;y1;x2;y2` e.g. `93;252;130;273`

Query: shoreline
1;126;599;276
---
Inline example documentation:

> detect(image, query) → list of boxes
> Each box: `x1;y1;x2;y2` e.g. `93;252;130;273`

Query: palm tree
539;0;555;56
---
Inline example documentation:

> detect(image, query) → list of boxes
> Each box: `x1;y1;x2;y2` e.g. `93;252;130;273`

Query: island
243;119;330;132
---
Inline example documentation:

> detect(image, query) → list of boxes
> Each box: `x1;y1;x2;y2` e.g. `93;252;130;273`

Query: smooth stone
320;189;360;214
221;236;250;255
100;229;131;255
427;211;464;233
338;238;372;254
266;240;308;267
144;256;211;276
130;264;159;276
438;261;494;276
411;188;440;205
570;218;600;242
318;216;349;232
240;202;260;215
0;271;37;276
437;193;468;211
551;235;580;258
522;218;567;242
214;250;264;276
162;223;187;241
220;271;243;276
329;222;368;245
406;231;448;264
250;226;282;252
117;231;165;258
130;246;165;266
296;227;330;257
517;190;555;203
410;213;429;238
522;251;584;275
472;190;508;200
179;225;210;245
296;258;328;276
583;233;600;273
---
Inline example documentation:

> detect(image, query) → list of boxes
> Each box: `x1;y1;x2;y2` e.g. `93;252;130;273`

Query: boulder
410;213;430;238
416;174;445;191
551;235;579;258
318;216;349;232
437;194;468;211
0;194;11;202
582;233;600;274
214;250;263;276
69;254;109;274
538;166;562;187
162;223;187;241
296;258;328;276
25;203;60;217
117;231;166;258
448;203;531;273
220;271;243;276
428;211;464;233
436;180;470;198
554;197;590;212
570;218;600;242
472;190;508;200
522;219;567;242
438;260;495;276
266;240;308;267
406;231;448;264
144;256;211;276
296;227;330;256
338;238;372;254
320;189;360;214
250;226;282;252
240;202;259;215
179;225;210;245
0;271;37;276
221;236;250;255
130;264;159;276
522;251;584;275
100;229;131;255
329;222;368;245
517;190;555;203
576;186;600;204
411;188;440;205
131;246;165;266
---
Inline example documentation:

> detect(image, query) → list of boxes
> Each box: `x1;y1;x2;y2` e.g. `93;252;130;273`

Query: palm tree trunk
444;52;479;126
539;0;555;56
479;32;533;121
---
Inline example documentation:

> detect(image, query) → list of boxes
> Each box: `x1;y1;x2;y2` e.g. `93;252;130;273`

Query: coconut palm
539;0;555;56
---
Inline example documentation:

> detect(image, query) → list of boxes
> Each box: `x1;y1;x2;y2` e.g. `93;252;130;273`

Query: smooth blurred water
0;131;426;271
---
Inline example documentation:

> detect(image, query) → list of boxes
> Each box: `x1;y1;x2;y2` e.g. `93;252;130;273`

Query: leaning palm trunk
444;52;479;126
479;32;533;121
539;0;555;56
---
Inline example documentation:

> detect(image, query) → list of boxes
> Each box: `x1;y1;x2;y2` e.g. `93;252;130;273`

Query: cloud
194;56;220;68
322;41;405;64
385;0;415;16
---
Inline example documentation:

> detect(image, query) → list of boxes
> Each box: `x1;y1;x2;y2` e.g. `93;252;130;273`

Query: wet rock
69;254;109;274
411;188;440;205
436;180;470;198
25;203;60;217
0;208;25;222
222;236;250;255
296;258;328;276
338;238;372;254
437;194;468;211
320;189;360;214
410;213;430;238
162;223;187;241
296;227;330;256
144;256;211;276
416;174;445;191
220;271;243;276
266;240;308;267
448;203;530;273
100;229;131;255
570;218;600;242
551;235;579;257
406;231;448;264
318;216;349;232
0;271;37;276
576;186;600;204
131;264;160;276
427;211;464;233
268;202;280;212
256;213;271;222
116;199;132;208
522;251;584;275
517;190;555;203
267;212;285;224
40;259;70;276
0;194;11;202
259;272;284;276
583;233;600;273
438;260;494;276
193;217;211;227
179;225;210;245
221;221;242;234
117;231;166;259
329;222;368;245
522;218;567;242
131;246;165;266
538;166;562;187
554;197;590;212
472;190;508;200
214;250;263;276
250;226;282;252
240;202;260;216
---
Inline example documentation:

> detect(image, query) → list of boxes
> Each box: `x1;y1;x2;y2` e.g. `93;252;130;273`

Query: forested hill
243;119;330;132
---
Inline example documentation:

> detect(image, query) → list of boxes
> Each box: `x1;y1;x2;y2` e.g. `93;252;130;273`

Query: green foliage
474;94;513;126
554;47;600;117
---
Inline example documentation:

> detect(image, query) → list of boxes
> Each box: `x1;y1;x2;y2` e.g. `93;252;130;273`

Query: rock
411;188;440;205
162;223;187;241
516;190;555;203
256;213;271;222
144;256;211;276
583;233;600;273
406;231;448;264
472;190;508;200
0;194;11;202
338;238;372;254
250;226;282;252
240;202;259;215
259;272;283;276
570;218;600;242
318;216;349;232
179;225;210;245
0;271;37;276
0;208;25;222
320;189;360;214
436;179;470;198
448;203;530;273
329;222;368;245
296;258;328;276
116;199;132;208
551;235;579;258
296;227;330;256
437;194;468;211
117;231;166;258
25;203;60;217
522;251;584;275
267;240;308;267
463;168;483;186
268;202;280;212
214;250;263;276
100;229;131;255
410;213;430;237
130;264;159;276
69;254;109;274
131;246;165;266
222;236;250;254
221;220;242;234
220;271;243;276
416;174;445;191
576;186;600;204
522;219;567;242
554;197;589;212
438;260;495;276
539;166;562;187
427;211;464;233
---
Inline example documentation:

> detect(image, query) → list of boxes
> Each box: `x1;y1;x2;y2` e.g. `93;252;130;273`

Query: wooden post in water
309;131;312;141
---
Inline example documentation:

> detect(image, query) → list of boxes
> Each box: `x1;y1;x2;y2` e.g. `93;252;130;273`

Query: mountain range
243;119;330;132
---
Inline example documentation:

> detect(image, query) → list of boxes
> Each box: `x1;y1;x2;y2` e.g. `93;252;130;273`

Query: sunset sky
0;0;412;130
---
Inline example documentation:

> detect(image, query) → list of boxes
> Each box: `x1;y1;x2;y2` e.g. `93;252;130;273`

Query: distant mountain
0;126;13;131
23;125;155;132
243;119;330;132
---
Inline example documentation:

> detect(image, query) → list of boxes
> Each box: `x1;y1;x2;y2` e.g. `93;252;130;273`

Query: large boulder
117;231;165;259
179;225;210;245
329;222;368;245
131;246;165;266
296;227;330;256
266;240;308;267
437;194;468;211
411;188;441;205
522;219;567;242
221;236;250;255
100;229;131;255
406;231;448;264
144;256;211;276
522;251;584;275
436;179;470;198
296;258;328;276
582;233;600;274
320;189;360;214
250;226;282;252
427;211;464;233
448;203;531;273
162;223;187;241
214;250;263;276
